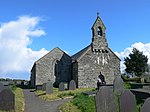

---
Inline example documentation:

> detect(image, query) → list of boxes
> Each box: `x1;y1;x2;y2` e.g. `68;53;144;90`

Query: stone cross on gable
97;12;100;17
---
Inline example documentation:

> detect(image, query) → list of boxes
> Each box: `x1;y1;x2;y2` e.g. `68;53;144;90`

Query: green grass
61;91;145;112
121;74;141;82
72;94;96;112
35;88;95;101
116;94;120;112
60;102;81;112
13;87;25;112
135;95;144;112
124;82;131;89
36;87;145;112
0;110;11;112
60;93;96;112
35;88;95;112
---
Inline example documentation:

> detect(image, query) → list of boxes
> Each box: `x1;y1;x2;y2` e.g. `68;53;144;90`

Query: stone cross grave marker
69;80;76;90
119;89;136;112
46;81;53;94
113;76;124;95
42;83;46;91
95;86;118;112
141;97;150;112
0;89;15;111
59;82;65;91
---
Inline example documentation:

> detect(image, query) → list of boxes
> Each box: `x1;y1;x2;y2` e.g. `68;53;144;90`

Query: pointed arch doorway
53;59;62;87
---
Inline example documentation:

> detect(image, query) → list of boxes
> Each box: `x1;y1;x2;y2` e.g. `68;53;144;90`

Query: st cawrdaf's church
30;14;121;88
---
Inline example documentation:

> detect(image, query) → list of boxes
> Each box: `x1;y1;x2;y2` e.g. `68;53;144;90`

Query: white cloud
0;16;48;79
115;42;150;73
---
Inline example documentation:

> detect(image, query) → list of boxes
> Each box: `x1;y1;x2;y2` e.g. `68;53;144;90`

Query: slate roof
35;47;70;63
91;15;106;29
72;45;120;62
72;45;91;61
30;47;70;72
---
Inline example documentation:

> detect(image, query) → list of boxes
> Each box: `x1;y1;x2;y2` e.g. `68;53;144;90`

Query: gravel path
23;89;72;112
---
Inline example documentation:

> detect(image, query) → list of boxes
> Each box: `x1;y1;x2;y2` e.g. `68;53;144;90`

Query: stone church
30;15;120;88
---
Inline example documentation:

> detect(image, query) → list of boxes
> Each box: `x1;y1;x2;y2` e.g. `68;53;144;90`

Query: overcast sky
0;0;150;79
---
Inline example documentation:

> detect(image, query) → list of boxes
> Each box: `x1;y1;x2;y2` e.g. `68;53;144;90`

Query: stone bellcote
91;14;108;52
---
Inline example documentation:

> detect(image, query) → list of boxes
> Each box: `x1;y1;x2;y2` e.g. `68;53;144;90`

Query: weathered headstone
0;89;15;111
42;83;46;91
1;81;9;86
120;89;136;112
141;97;150;112
0;83;5;91
64;83;68;90
143;85;150;90
36;85;42;90
59;82;65;91
146;77;150;83
113;76;124;95
21;81;24;86
141;77;145;83
95;86;118;112
9;80;15;85
69;80;76;90
46;81;53;94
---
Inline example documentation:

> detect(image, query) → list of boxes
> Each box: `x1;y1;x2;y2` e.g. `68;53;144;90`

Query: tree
124;48;148;77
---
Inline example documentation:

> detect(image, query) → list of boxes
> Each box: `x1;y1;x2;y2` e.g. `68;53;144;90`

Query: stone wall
32;48;72;87
72;61;78;86
30;15;120;89
76;47;120;88
30;64;36;87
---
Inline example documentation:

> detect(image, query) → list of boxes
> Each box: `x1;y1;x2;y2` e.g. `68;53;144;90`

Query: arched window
97;27;102;37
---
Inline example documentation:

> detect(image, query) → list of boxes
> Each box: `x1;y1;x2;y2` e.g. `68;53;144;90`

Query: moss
72;94;95;112
14;87;25;112
124;83;131;89
35;88;95;101
60;102;81;112
121;74;141;83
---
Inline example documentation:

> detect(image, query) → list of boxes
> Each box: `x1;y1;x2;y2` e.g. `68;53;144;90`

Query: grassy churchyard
0;79;149;112
11;86;25;112
34;81;149;112
35;88;95;101
35;87;95;112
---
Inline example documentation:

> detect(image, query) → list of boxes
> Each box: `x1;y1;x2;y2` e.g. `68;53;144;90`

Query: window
97;27;102;37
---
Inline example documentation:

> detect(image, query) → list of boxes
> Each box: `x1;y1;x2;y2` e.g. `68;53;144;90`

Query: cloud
115;42;150;73
0;16;48;79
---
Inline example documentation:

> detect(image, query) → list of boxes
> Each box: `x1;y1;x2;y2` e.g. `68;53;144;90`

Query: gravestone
21;81;24;86
0;89;15;111
46;81;53;94
64;83;68;90
0;83;5;91
143;85;150;90
42;83;46;91
146;77;150;83
69;80;76;90
59;82;65;91
141;77;145;83
9;80;15;85
36;85;43;90
113;76;124;95
120;89;136;112
1;81;9;86
141;97;150;112
95;86;118;112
